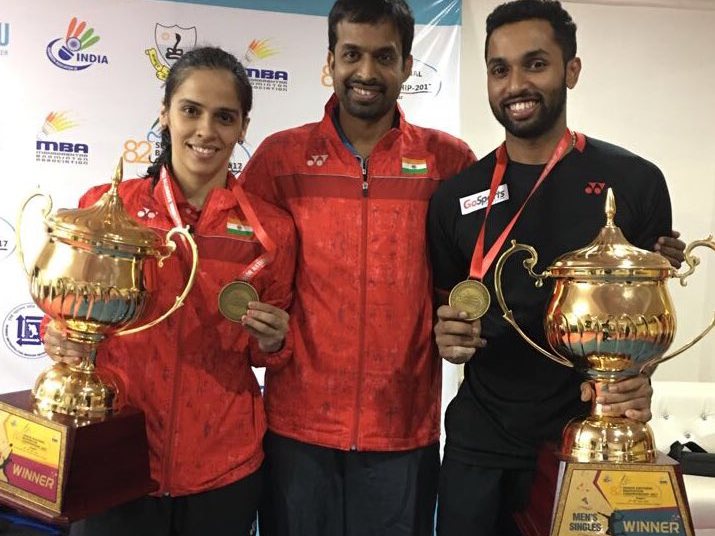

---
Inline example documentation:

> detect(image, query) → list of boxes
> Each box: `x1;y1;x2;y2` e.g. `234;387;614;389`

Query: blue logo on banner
3;303;46;359
0;22;8;45
46;17;108;71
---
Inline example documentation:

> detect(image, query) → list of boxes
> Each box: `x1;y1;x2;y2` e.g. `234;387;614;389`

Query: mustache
502;91;542;105
346;77;386;92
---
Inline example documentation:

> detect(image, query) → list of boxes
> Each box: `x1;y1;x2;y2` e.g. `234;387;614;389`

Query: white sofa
650;381;715;536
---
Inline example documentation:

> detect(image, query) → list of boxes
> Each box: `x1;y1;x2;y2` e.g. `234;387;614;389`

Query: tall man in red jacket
240;1;475;534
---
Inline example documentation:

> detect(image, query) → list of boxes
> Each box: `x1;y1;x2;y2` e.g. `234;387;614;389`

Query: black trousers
259;432;440;536
436;456;533;536
68;468;262;536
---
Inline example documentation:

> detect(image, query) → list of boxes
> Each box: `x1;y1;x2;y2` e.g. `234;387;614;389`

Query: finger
436;305;469;321
625;408;652;423
434;319;478;338
241;313;288;336
436;330;485;348
244;309;287;331
605;375;651;395
247;301;288;317
580;382;593;402
601;396;651;418
670;230;681;239
439;345;476;364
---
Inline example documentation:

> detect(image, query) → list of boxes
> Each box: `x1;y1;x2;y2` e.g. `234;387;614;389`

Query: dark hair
328;0;414;61
485;0;577;63
146;46;253;181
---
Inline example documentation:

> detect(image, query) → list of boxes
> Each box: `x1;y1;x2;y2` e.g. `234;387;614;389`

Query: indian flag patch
226;217;254;237
401;157;428;175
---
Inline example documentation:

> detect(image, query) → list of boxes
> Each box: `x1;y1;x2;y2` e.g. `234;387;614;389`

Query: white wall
460;0;715;381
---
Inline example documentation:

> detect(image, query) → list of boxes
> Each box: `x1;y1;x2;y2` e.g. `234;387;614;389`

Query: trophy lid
47;159;164;256
548;188;672;280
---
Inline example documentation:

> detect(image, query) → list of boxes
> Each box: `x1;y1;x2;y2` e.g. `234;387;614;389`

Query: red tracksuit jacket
241;96;476;451
77;172;296;495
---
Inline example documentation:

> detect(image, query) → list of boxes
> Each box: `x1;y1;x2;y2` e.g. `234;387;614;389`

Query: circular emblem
218;281;259;322
448;280;491;321
2;303;46;359
0;217;17;262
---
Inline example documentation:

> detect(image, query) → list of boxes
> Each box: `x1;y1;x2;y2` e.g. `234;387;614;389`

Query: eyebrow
177;98;241;115
487;48;551;67
340;43;398;55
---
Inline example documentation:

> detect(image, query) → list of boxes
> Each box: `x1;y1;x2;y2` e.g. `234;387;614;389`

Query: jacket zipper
351;158;369;450
159;227;193;493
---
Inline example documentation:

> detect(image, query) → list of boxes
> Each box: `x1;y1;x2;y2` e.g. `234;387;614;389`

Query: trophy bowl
16;161;198;421
494;189;714;463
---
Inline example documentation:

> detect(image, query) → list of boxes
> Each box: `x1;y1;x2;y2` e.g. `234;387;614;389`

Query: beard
491;82;567;139
337;77;393;121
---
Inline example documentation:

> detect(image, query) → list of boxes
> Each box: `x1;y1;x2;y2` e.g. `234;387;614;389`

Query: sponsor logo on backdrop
400;59;441;98
35;111;89;165
229;141;254;176
319;58;442;97
122;116;253;176
3;303;45;359
0;218;17;261
145;24;197;81
0;22;9;56
46;17;108;71
242;39;289;92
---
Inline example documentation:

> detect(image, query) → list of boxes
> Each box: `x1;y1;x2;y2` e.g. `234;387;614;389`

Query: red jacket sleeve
248;203;297;370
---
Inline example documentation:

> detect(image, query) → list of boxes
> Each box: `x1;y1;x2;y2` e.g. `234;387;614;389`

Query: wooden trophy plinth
0;390;157;525
514;443;695;536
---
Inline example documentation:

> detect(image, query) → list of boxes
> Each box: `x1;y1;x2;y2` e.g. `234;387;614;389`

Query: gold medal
448;279;491;320
218;281;260;322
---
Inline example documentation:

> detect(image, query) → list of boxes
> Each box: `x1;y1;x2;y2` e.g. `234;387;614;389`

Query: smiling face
160;68;248;188
486;19;580;140
328;18;412;123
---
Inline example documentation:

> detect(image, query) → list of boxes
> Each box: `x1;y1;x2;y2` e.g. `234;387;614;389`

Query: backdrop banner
0;0;463;420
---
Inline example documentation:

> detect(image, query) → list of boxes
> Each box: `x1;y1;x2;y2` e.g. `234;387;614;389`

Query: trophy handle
672;235;714;286
644;236;715;371
494;240;574;369
16;192;53;279
117;226;199;336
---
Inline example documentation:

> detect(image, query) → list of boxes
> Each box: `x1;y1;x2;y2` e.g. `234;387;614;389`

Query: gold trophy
0;160;198;523
494;189;714;536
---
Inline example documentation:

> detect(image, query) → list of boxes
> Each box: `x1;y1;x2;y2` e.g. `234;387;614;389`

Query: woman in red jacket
43;46;296;536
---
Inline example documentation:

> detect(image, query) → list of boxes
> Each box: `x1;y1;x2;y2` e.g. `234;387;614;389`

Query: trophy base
514;443;695;536
561;415;656;463
0;390;157;524
33;362;119;419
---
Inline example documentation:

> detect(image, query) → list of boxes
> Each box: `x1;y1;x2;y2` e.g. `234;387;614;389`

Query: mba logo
46;17;108;71
0;22;9;55
2;303;45;359
35;111;89;165
242;38;289;92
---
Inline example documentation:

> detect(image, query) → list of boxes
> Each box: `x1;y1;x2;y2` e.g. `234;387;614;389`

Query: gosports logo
146;23;197;81
2;303;45;359
460;184;510;215
242;39;289;92
0;217;16;262
35;111;89;165
46;17;107;71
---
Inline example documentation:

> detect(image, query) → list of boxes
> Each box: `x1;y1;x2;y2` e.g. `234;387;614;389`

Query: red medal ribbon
158;166;276;283
469;129;579;280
